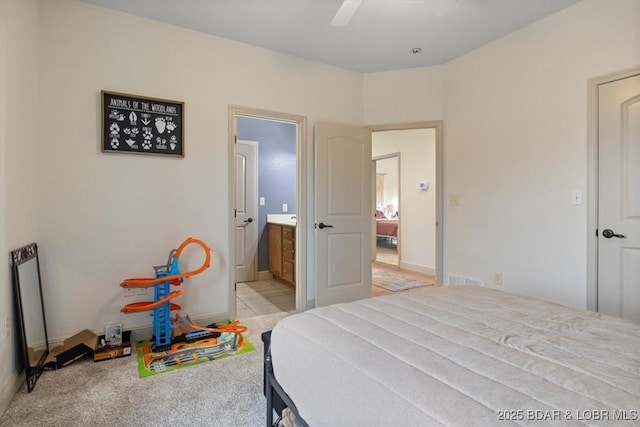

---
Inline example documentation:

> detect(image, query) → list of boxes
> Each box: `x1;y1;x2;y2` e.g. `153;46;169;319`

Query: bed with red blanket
375;210;398;239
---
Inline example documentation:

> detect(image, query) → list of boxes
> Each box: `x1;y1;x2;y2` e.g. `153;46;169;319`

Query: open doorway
373;154;400;266
229;107;307;320
371;126;439;296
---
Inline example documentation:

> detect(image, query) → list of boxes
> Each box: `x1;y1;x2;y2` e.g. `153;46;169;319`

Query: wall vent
448;274;485;287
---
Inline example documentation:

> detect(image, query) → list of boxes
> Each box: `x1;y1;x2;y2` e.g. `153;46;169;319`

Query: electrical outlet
448;194;459;206
282;203;288;212
4;316;10;338
494;272;503;285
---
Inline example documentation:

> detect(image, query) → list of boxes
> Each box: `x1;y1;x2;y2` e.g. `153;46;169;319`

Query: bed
375;210;398;242
264;286;640;426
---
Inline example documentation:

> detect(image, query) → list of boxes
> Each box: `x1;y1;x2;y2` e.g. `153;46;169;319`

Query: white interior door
598;73;640;322
315;122;372;306
235;140;258;283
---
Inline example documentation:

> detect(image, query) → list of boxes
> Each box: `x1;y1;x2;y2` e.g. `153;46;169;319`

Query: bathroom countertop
266;214;296;226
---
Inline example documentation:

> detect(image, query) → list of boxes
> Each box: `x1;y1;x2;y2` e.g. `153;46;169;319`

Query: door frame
235;139;258;282
372;152;401;266
587;66;640;312
228;105;308;318
367;121;444;285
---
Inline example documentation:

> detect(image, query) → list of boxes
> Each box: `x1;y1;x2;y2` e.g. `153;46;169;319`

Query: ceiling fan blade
331;0;363;27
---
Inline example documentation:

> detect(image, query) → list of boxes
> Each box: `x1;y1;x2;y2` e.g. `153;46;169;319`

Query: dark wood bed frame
262;331;310;427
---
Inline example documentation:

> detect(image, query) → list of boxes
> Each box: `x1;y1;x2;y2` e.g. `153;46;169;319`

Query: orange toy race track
120;237;211;314
120;290;184;314
119;237;249;356
120;237;211;288
179;317;248;335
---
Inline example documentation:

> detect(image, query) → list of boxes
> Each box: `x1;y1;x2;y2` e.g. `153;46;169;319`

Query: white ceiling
80;0;580;73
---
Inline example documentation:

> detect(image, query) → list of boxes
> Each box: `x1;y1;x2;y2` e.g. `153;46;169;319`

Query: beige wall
364;66;445;124
443;0;638;307
0;0;40;414
366;0;640;308
36;0;362;342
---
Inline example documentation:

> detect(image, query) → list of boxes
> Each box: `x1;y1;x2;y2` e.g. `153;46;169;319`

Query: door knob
239;217;253;227
602;228;626;239
318;222;333;229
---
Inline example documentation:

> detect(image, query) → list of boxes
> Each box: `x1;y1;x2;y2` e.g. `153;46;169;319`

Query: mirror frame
10;242;49;392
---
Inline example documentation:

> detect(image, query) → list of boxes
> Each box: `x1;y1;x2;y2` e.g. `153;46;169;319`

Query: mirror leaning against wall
10;243;49;392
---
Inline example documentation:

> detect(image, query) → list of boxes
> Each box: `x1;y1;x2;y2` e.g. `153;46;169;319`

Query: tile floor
236;265;435;318
236;279;295;319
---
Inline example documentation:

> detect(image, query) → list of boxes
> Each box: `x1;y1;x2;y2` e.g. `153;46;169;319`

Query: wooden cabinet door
268;224;282;277
282;260;294;284
282;235;295;262
282;225;295;285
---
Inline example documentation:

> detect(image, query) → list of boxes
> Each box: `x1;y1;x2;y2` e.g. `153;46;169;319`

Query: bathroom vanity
267;215;296;287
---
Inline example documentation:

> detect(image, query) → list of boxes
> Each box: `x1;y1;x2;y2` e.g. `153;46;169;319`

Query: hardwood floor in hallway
372;261;435;297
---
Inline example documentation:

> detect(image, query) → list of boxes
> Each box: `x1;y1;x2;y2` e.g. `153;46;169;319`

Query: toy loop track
120;237;211;288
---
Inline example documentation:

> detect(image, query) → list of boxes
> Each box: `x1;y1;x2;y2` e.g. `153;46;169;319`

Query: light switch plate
571;190;582;205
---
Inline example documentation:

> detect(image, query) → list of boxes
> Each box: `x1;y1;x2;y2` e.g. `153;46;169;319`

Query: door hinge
234;209;237;218
595;229;598;237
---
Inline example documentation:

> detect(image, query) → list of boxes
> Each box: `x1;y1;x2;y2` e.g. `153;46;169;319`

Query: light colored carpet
0;312;290;427
372;269;432;292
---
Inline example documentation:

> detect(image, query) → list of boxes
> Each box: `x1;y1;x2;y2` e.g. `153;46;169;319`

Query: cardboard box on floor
94;330;132;362
44;329;98;370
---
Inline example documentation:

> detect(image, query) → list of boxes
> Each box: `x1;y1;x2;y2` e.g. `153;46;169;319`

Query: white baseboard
257;270;273;280
399;261;435;276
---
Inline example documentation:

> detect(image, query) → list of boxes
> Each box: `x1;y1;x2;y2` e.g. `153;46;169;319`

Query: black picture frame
10;243;49;393
101;90;184;157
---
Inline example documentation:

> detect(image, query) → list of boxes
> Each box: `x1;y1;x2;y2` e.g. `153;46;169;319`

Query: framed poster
101;90;184;157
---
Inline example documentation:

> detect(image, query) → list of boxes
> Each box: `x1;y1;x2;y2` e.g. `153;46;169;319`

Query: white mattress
270;286;640;426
